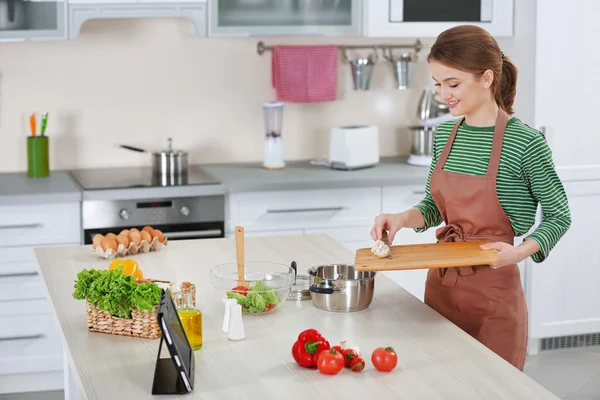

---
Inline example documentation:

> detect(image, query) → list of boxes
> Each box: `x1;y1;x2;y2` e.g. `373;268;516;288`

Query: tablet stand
151;334;190;395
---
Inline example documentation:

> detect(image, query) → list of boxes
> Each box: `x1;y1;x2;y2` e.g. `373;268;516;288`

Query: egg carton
92;237;169;259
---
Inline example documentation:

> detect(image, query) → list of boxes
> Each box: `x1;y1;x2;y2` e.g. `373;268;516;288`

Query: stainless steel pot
308;264;376;312
118;138;188;184
0;0;25;31
407;126;435;158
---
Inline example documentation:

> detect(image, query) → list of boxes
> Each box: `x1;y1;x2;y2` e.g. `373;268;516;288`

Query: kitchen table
34;234;558;400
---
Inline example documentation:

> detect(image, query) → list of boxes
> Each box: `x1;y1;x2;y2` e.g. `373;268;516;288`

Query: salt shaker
226;303;245;341
222;298;238;333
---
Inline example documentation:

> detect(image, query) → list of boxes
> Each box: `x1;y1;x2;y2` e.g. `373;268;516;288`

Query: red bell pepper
291;329;331;368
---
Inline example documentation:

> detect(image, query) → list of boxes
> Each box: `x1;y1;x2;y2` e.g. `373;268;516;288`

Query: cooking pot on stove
308;264;376;312
0;0;25;31
117;138;188;184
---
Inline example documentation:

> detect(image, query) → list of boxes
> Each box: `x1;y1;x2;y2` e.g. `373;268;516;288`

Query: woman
371;25;571;371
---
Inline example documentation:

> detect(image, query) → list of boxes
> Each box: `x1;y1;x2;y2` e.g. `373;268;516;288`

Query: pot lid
288;261;310;301
156;138;187;156
288;275;311;301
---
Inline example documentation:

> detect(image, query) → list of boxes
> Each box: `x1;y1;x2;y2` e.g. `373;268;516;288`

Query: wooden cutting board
354;241;499;272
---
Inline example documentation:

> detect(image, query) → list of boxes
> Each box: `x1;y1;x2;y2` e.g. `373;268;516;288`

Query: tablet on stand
152;288;195;395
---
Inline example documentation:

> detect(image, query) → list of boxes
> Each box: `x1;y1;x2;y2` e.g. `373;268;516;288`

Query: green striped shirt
413;117;571;263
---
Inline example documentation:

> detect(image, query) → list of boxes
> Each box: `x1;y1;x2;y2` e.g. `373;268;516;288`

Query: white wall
0;0;535;173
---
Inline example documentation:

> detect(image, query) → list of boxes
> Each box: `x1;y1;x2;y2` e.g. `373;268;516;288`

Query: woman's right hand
370;213;405;244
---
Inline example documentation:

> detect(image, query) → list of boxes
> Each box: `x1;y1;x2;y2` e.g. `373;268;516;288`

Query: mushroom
371;240;391;258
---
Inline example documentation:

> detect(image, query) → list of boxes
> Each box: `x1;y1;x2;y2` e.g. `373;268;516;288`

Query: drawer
305;226;373;244
0;203;81;247
0;313;63;375
0;245;78;303
0;271;47;302
0;299;54;317
228;188;381;232
382;185;428;213
226;229;305;238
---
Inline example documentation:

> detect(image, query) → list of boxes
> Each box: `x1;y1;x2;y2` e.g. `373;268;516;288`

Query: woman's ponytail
496;55;518;115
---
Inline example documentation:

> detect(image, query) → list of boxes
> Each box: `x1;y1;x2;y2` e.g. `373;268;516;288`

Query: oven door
83;221;224;245
390;0;492;23
364;0;513;38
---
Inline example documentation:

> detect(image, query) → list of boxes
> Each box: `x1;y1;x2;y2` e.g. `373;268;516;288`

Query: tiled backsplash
0;0;535;172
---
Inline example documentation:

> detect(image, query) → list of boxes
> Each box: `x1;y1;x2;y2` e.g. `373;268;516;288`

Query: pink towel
271;45;338;103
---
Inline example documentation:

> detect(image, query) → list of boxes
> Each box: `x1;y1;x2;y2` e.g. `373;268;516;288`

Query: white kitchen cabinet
527;180;600;343
68;1;208;39
225;229;304;238
534;0;600;174
304;225;373;255
0;202;81;395
363;0;514;38
0;0;67;42
524;0;600;354
208;0;362;37
226;187;381;234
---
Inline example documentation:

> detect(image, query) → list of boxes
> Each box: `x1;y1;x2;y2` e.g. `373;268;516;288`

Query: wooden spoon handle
235;226;245;283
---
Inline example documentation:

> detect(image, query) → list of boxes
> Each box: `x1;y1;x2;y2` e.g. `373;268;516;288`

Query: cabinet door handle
0;271;39;278
412;190;425;195
266;207;344;214
0;334;45;341
0;223;42;230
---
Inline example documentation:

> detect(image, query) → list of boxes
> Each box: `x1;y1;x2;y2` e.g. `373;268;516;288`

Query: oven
81;195;225;245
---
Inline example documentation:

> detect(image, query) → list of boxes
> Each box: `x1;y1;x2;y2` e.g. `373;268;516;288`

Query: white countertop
34;234;558;400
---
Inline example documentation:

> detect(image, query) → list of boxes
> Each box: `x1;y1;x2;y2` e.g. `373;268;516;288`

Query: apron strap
435;117;464;172
486;109;510;178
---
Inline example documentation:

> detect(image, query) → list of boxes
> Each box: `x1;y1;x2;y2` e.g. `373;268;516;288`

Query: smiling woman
370;24;571;372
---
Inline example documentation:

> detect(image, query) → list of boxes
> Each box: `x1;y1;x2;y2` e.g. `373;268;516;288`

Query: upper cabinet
208;0;362;37
0;0;67;42
67;0;208;39
364;0;514;38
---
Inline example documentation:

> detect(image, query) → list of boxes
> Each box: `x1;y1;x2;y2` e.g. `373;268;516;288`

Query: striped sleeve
521;134;572;263
413;134;443;232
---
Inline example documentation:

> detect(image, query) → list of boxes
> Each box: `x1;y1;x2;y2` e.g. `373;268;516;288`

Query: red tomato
316;349;344;375
350;357;366;372
231;285;249;296
342;348;359;368
371;347;398;372
332;345;345;355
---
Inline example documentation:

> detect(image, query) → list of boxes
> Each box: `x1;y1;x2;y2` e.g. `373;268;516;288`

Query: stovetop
69;165;221;190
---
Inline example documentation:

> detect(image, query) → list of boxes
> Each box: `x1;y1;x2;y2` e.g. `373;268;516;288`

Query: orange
108;258;143;281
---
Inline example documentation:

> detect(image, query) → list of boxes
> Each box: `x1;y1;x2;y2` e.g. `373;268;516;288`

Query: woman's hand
370;213;406;243
480;242;527;269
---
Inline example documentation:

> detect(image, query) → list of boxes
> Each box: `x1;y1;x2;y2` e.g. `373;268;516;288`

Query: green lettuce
226;281;281;313
72;266;161;319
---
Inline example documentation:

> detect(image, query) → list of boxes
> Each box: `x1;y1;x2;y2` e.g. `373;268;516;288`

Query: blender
262;101;285;170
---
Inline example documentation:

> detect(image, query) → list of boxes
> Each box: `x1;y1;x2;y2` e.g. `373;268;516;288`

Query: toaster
328;125;380;170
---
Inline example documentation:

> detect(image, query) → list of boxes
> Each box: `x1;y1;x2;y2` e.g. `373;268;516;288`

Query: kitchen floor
2;348;599;400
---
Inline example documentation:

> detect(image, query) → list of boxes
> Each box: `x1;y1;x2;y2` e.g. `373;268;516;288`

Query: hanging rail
256;39;423;61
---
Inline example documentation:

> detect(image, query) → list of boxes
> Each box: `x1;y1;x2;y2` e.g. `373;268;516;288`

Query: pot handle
291;261;297;283
8;0;15;22
309;285;334;295
116;144;148;153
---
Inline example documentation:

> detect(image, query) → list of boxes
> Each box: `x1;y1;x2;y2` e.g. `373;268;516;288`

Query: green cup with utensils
27;136;49;178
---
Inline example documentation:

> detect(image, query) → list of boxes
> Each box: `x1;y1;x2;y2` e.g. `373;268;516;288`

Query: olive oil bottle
176;289;203;350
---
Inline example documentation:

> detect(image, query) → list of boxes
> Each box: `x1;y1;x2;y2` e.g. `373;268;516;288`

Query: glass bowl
209;261;295;314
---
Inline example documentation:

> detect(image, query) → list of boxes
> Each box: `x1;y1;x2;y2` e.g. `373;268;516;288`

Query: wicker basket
86;301;161;339
84;281;196;340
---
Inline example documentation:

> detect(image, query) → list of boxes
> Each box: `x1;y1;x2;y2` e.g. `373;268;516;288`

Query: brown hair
427;25;518;115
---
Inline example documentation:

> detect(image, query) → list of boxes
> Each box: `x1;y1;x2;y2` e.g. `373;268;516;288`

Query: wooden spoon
235;226;246;287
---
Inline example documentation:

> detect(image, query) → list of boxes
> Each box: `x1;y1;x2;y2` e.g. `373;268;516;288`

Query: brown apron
423;109;528;371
